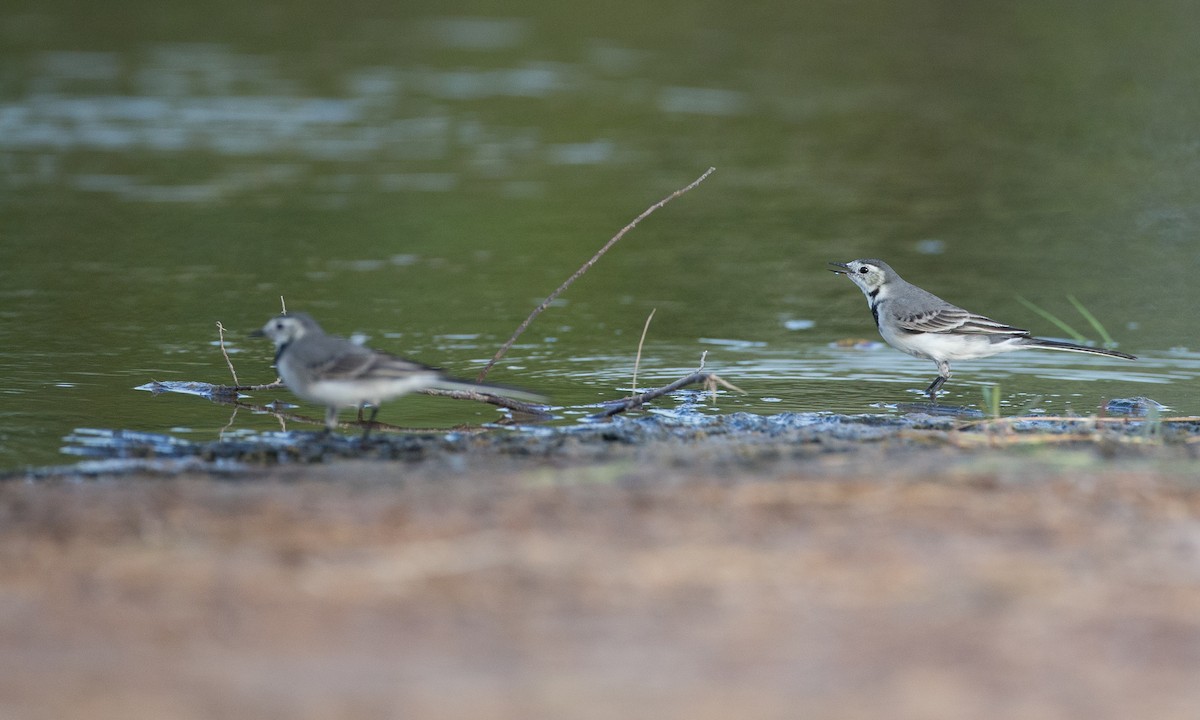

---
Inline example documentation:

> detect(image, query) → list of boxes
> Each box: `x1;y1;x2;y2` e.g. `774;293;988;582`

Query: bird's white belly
880;325;1021;362
287;373;439;409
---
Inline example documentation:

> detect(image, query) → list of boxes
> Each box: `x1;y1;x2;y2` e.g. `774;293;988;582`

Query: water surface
4;1;1200;468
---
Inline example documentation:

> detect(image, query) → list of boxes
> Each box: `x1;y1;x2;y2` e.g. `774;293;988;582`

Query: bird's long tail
1022;338;1136;360
431;378;548;404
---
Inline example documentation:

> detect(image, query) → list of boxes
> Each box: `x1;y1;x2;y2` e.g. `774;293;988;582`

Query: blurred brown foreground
3;440;1200;720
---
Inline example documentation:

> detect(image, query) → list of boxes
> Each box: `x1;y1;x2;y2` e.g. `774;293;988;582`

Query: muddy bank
3;413;1200;719
17;409;1200;478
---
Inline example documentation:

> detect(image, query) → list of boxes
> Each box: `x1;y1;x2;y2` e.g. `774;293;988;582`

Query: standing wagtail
252;312;544;434
829;259;1135;399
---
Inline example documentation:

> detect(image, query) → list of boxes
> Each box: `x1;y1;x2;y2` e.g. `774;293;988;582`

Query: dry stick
420;387;550;416
589;370;744;420
219;380;285;393
216;321;239;386
631;308;657;393
476;167;717;383
211;321;282;392
219;298;289;392
590;352;745;420
219;406;239;439
207;318;285;394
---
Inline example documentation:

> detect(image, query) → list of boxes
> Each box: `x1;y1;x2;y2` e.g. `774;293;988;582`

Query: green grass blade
980;384;1001;419
1015;295;1087;342
1017;394;1044;417
1066;295;1116;346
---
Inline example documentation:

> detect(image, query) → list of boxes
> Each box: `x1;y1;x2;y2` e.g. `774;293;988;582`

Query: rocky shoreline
8;408;1197;479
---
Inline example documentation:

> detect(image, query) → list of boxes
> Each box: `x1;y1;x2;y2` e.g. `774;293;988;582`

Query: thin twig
420;388;552;417
476;167;717;382
590;352;743;420
280;295;287;314
224;381;286;392
631;308;657;394
708;373;744;394
216;321;239;386
219;407;239;439
588;370;742;420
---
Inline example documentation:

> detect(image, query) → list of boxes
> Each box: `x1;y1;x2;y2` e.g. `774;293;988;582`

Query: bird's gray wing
309;349;377;380
286;337;393;381
305;345;440;382
895;307;1029;336
356;351;442;381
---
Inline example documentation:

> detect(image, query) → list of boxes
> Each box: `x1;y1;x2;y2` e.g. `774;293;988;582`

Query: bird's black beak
828;261;851;274
249;328;265;338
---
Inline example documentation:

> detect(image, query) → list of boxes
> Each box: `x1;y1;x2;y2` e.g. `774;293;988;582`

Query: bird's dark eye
858;266;869;274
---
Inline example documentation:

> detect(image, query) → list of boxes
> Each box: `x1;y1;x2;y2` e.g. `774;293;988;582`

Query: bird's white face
257;316;311;347
829;259;888;297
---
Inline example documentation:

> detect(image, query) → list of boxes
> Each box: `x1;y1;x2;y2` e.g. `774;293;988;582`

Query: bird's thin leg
926;361;952;401
361;404;381;441
323;407;339;436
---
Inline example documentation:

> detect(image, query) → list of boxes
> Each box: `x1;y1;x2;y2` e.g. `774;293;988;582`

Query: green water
4;1;1200;468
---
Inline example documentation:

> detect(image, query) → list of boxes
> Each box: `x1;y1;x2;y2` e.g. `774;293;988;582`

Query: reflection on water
1;35;747;203
4;2;1200;468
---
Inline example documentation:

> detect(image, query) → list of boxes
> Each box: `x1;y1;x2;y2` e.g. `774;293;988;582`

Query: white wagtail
829;259;1136;399
252;312;543;434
